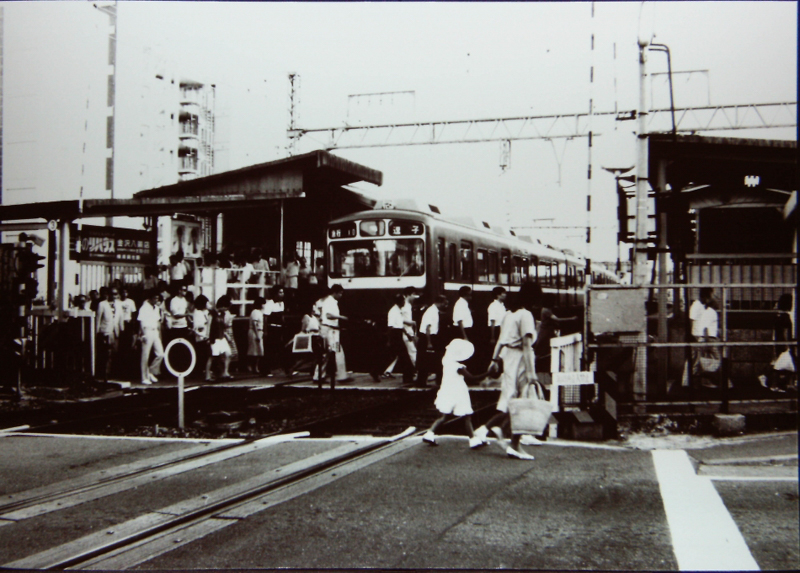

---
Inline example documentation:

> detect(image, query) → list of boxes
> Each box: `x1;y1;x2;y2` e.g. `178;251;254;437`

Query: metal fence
194;267;282;316
78;262;146;295
586;282;797;409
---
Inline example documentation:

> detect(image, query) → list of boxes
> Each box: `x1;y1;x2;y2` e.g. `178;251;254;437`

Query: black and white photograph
0;1;797;570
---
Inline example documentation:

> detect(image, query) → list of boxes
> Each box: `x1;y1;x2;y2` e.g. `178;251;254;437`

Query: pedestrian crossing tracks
0;430;796;570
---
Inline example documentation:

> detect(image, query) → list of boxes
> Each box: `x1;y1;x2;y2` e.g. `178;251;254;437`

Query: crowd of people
70;248;329;385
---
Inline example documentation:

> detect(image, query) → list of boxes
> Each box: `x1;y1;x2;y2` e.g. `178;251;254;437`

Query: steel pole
634;42;650;286
632;40;650;405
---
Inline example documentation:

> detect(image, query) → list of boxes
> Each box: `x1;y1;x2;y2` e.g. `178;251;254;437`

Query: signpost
163;338;196;429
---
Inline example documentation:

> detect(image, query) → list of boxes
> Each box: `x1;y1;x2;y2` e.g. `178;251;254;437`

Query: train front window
329;239;425;278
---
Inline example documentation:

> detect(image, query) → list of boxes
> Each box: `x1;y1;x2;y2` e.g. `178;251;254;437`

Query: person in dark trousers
265;285;288;376
386;293;416;385
452;286;474;341
415;295;449;387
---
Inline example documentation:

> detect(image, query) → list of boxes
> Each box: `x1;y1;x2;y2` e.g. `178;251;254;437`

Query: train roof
329;199;585;264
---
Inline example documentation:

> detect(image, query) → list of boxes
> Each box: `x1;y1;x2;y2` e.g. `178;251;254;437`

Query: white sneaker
506;446;535;460
148;373;158;383
520;435;544;446
469;436;487;449
490;426;504;440
474;426;489;441
422;431;437;446
140;380;152;385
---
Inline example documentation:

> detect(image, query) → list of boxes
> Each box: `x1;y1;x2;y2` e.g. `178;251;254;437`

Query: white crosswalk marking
652;449;760;571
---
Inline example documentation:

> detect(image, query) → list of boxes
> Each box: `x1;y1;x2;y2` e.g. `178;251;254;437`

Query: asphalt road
0;431;796;571
140;435;797;571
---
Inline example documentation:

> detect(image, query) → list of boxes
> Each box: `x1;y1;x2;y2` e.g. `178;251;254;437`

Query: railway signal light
11;337;26;359
17;248;45;277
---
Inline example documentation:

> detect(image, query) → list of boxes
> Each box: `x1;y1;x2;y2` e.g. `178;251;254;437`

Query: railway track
3;428;419;570
0;387;486;520
0;385;506;569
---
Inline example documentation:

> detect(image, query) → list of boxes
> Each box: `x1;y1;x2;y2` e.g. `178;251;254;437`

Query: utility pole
94;1;117;226
287;73;300;156
633;39;650;286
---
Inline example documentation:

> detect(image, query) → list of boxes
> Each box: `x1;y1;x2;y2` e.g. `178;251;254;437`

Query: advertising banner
70;224;154;264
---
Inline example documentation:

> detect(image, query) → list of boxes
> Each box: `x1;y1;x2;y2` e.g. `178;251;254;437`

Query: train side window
538;261;550;287
500;250;510;284
447;243;457;281
558;262;567;289
530;256;539;281
437;238;446;281
577;269;585;288
521;258;529;281
460;241;474;283
476;249;489;283
488;250;499;283
567;265;575;289
511;256;521;285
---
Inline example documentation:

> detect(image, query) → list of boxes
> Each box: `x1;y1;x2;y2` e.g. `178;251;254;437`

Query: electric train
325;199;619;340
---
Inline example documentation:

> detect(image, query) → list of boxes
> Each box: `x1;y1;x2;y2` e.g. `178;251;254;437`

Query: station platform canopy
0;150;383;223
648;134;798;257
649;134;796;208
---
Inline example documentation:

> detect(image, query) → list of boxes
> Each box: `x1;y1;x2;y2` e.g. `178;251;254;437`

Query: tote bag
508;382;554;435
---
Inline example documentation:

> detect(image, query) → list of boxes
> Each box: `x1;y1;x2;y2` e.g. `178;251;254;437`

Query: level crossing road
0;432;796;571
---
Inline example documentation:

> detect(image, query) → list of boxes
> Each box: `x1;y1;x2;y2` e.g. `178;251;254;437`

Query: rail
3;428;417;570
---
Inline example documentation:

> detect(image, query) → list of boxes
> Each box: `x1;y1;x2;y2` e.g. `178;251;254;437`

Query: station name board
70;224;153;264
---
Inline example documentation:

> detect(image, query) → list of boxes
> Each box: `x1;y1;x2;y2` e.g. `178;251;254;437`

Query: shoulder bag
508;381;554;435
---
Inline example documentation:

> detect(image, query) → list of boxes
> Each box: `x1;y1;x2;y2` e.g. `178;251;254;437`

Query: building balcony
179;156;198;174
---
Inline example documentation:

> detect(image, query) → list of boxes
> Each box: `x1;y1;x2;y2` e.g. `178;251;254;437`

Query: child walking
422;339;489;449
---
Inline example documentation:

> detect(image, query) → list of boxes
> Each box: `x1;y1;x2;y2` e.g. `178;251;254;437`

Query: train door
460;240;474;289
435;236;446;296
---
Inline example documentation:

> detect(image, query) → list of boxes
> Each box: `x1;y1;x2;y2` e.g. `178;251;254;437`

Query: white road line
652;449;760;571
705;476;798;482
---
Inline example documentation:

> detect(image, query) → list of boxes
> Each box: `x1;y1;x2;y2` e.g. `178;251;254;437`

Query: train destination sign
328;222;357;239
389;220;424;236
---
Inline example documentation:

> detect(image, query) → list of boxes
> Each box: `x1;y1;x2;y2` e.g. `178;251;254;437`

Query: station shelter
0;150;382;384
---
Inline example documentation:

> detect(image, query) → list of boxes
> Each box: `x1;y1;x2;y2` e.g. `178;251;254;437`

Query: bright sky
2;1;797;262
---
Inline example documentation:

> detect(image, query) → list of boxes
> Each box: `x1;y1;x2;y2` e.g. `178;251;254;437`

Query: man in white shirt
96;287;122;382
167;284;190;342
400;286;419;366
138;289;163;385
414;295;448;387
320;284;352;383
688;288;712;382
695;295;721;388
452;286;474;341
386;293;415;385
487;287;508;345
689;288;712;338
